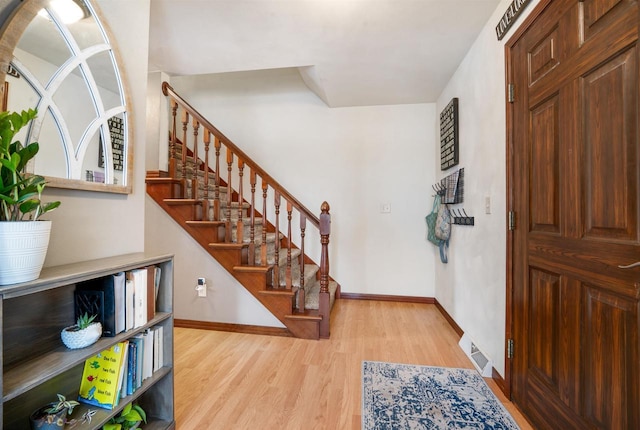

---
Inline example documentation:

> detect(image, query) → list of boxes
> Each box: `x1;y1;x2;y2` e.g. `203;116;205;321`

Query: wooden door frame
503;0;554;401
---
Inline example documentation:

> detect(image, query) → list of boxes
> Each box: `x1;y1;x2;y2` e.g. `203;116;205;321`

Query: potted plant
61;313;102;349
29;393;79;430
0;108;60;285
103;402;147;430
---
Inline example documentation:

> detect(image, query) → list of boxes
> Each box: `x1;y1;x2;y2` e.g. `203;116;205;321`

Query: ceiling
148;0;501;107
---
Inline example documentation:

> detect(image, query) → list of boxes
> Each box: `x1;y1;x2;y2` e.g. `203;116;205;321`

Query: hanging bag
425;195;441;246
435;203;451;241
435;203;451;263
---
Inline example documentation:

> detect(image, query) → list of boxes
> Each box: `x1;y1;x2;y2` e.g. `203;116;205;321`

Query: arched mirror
0;0;132;193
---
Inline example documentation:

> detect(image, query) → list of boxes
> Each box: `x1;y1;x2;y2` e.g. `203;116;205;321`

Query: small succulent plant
76;313;98;330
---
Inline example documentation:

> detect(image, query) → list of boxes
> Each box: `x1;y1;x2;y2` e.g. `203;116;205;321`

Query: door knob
619;261;640;269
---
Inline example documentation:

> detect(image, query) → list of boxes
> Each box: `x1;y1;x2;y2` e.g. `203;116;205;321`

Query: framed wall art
440;97;459;171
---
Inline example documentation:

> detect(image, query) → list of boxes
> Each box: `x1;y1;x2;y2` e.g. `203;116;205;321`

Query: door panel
508;0;639;428
583;47;637;240
528;268;561;385
530;97;561;233
582;0;634;42
584;286;638;429
529;26;561;85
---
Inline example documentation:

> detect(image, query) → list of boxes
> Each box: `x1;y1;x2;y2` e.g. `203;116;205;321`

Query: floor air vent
458;333;493;377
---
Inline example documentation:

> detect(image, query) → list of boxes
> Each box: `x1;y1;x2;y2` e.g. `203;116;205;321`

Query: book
153;327;160;372
142;329;154;380
157;325;164;369
146;266;156;322
113;272;126;334
128;269;148;329
154;266;162;306
115;340;129;402
78;342;127;410
124;277;135;331
126;341;137;396
130;335;144;390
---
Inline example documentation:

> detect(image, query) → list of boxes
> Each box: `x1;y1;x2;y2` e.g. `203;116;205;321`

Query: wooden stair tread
233;265;272;274
164;198;202;206
258;288;296;297
284;311;322;321
209;243;247;250
146;177;180;184
186;220;226;227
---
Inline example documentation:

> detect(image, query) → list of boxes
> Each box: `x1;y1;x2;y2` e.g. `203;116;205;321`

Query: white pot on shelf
61;322;102;349
0;221;52;286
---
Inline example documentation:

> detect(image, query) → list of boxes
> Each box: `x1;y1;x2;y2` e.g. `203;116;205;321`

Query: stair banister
319;201;331;338
160;81;335;338
162;82;321;229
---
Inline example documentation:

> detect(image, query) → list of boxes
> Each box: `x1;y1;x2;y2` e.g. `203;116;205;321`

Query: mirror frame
0;0;133;194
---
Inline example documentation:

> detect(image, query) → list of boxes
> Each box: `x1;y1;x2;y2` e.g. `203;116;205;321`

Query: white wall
35;0;151;266
146;71;169;172
143;68;437;325
435;0;541;377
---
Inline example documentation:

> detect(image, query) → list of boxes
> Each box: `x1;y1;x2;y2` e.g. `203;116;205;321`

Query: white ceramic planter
0;221;52;285
61;322;102;349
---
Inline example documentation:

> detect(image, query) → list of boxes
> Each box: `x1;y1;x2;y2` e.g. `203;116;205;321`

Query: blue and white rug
362;361;520;429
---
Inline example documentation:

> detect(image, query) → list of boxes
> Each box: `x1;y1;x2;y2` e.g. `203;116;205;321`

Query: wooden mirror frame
0;0;133;194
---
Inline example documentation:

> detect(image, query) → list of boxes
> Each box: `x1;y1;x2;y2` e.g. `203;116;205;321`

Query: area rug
362;361;520;429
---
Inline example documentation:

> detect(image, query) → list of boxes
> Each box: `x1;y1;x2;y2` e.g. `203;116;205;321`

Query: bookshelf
0;253;175;430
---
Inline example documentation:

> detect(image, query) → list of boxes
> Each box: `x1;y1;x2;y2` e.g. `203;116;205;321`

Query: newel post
319;201;331;338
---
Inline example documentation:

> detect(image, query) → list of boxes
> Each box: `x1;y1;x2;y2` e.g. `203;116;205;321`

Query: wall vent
458;333;493;377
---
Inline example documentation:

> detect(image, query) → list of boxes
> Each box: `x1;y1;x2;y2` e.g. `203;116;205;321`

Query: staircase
146;82;339;339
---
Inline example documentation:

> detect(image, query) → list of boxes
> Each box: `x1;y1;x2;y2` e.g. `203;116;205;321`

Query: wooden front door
508;0;639;428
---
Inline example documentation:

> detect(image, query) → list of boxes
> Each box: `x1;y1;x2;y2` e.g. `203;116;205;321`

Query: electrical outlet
485;196;491;214
196;277;207;297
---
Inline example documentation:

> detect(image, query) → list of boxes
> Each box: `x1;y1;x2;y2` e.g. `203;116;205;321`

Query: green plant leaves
0;109;60;221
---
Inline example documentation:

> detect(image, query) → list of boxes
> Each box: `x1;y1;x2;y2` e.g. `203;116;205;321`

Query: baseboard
339;293;435;304
174;319;292;337
433;299;464;338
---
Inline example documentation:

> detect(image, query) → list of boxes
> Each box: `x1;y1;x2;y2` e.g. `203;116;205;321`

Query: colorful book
78;342;127;409
115;340;129;403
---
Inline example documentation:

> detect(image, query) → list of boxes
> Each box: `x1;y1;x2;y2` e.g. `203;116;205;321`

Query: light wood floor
173;299;533;429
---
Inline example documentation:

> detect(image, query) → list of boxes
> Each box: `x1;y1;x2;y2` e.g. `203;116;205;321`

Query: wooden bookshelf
0;253;175;430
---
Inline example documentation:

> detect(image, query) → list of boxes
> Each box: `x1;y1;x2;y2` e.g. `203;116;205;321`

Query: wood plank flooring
174;299;533;429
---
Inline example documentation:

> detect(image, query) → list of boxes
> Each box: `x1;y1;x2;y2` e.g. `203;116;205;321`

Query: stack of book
75;266;161;337
77;326;165;409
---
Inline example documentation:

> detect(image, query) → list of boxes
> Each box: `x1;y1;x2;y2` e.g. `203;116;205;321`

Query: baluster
261;179;268;266
319;202;331;338
181;110;189;197
299;214;306;311
249;169;256;266
286;201;292;289
203;130;211;220
226;149;233;242
273;191;281;288
236;158;245;245
213;137;221;221
191;119;199;201
169;99;178;179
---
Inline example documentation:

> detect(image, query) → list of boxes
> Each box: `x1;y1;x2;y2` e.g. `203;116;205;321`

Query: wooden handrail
162;81;320;228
